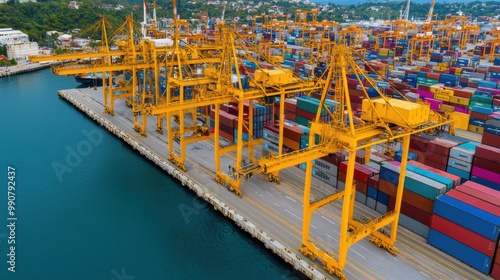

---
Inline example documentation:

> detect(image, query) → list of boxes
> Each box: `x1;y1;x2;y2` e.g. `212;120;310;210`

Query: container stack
210;109;238;142
295;96;336;127
379;161;449;238
297;152;345;188
210;101;272;143
337;161;379;205
409;135;429;163
483;118;500;149
471;144;500;190
488;66;500;81
446;142;478;183
429;181;500;276
228;101;272;141
424;139;457;171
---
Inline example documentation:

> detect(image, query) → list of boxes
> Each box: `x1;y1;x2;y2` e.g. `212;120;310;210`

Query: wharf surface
0;61;52;77
58;87;491;280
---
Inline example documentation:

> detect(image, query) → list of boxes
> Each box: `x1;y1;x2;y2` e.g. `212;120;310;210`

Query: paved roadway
63;87;490;280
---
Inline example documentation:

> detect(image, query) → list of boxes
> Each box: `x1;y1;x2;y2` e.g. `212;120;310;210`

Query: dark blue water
0;69;303;279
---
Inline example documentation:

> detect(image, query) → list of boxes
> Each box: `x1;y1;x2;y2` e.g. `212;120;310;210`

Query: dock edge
58;89;329;280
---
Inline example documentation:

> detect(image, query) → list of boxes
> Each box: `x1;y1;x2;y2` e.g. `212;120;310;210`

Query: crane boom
426;0;435;22
404;0;411;21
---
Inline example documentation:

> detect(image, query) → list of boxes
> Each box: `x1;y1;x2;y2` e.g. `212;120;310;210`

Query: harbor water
0;69;304;280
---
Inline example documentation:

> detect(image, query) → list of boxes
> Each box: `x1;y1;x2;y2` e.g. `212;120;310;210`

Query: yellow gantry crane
29;16;145;118
30;8;456;280
238;44;452;279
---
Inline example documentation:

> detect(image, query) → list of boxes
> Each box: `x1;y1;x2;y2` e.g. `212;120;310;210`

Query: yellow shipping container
449;96;470;106
455;68;462;75
440;89;454;96
450;112;470;130
361;98;430;127
434;92;451;102
253;69;293;86
468;124;484;134
430;86;442;94
439;104;455;112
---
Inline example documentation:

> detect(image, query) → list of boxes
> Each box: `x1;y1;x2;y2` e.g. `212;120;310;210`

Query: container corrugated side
428;229;492;275
447;190;500;217
405;163;454;190
380;163;446;200
433;195;500;241
431;215;497;257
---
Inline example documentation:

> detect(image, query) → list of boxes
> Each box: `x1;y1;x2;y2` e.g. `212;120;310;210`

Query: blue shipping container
428;229;492;275
433;195;500;241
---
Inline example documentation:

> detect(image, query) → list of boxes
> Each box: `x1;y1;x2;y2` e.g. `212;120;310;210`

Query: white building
7;41;39;60
0;28;29;46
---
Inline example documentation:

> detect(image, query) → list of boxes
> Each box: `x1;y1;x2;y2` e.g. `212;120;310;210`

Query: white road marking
260;194;264;197
311;224;318;229
325;233;338;242
274;203;280;207
351;249;365;259
285;196;297;202
385;251;398;260
284;209;302;220
321;215;336;225
419;271;430;278
358;244;384;260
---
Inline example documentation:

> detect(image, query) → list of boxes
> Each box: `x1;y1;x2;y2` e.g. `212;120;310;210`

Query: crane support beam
259;145;329;174
29;51;127;62
347;211;397;245
53;64;150;75
219;139;263;155
309;191;344;212
148;95;234;114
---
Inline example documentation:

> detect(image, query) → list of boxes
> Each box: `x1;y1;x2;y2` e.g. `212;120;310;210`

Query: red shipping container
456;185;500;208
295;108;316;121
338;171;346;183
490;263;500;280
368;174;379;188
431;215;497;257
338;162;373;183
356;180;368;194
388;197;432;226
418;84;432;92
462;181;500;199
409;149;426;163
402;189;434;214
447;190;500;217
482;132;500;149
475;144;500;164
427;140;454;156
219;129;234;143
453;89;473;99
423;159;446;171
474;157;500;173
424;152;448;165
471;111;490;121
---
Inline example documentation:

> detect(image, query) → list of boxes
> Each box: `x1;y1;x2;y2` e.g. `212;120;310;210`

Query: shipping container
428;229;492;274
433;195;500;241
431;215;497;257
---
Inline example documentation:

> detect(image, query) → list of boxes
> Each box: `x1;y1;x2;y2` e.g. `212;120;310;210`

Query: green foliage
0;0;498;47
0;45;6;56
0;58;17;66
